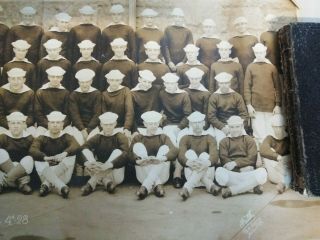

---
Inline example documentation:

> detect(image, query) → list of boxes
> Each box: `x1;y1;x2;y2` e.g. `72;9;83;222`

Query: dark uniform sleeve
64;134;80;156
69;92;85;130
29;136;47;161
272;65;281;107
244;65;253;105
209;64;216;93
63;91;71;127
207;94;226;130
236;64;245;96
178;93;192;129
124;88;134;131
26;91;35;127
4;29;14;64
87;92;102;132
34;90;48;128
0;91;8;128
260;135;278;160
235;93;249;128
161;134;178;161
128;134;143;164
207;135;219;167
111;133;129;168
128;27;136;62
233;136;257;168
178;135;189;167
163;28;172;64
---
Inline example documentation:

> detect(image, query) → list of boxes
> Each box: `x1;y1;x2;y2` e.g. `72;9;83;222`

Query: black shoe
179;188;189;201
39;184;49;197
19;184;33;195
253;185;263;195
154;184;165;198
210;184;221;196
222;188;232;199
105;182;116;194
81;183;93;196
173;177;183;189
136;186;148;200
61;186;70;199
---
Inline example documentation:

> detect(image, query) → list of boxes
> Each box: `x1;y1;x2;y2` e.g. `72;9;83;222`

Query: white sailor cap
139;70;156;82
110;4;124;14
55;12;72;22
171;8;184;17
75;69;95;82
6;112;27;122
185;67;204;79
233;16;248;25
7;68;26;78
140;8;158;17
12;39;31;50
105;69;125;80
202;18;216;26
252;43;267;52
271;114;286;127
46;66;66;76
265;14;277;22
47;111;66;122
162;72;179;83
79;5;96;15
215;72;233;83
183;44;199;52
78;39;95;49
20;6;36;15
141;111;162;123
217;40;233;49
227;116;244;125
43;39;62;49
110;38;127;46
144;41;160;49
187;111;205;122
99;112;118;124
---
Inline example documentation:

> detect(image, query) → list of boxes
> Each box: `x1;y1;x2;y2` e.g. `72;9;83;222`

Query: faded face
272;125;287;139
48;121;64;135
48;75;63;87
267;20;277;31
81;14;93;24
8;120;25;137
186;51;198;62
21;14;34;25
8;76;26;92
112;45;126;58
229;123;243;137
46;47;61;59
80;47;94;59
101;122;117;136
13;47;28;60
235;21;248;34
144;16;154;27
144;121;160;135
107;78;122;90
218;81;231;93
202;24;215;36
173;15;184;26
138;78;152;91
254;50;267;62
189;76;202;88
79;80;93;92
145;48;160;61
164;81;178;93
190;120;205;136
218;48;231;59
57;20;69;31
112;13;123;23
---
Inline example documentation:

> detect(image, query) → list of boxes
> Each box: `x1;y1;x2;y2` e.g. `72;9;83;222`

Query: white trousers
82;149;125;190
133;143;170;192
263;156;292;187
251;112;274;143
183;150;215;194
215;167;267;195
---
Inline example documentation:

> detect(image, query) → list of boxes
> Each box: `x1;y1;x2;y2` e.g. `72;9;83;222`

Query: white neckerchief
40;82;65;90
110;55;132;61
5;130;31;139
142;25;159;29
2;83;31;94
186;60;202;66
75;86;97;93
171;23;186;27
138;127;163;136
107;22;125;27
98;127;123;136
253;58;272;64
107;85;124;93
186;128;209;136
19;22;36;26
165;88;185;94
44;130;65;138
214;88;235;94
218;58;234;62
76;56;98;63
9;57;31;63
227;128;248;137
131;83;152;92
234;32;251;37
200;34;220;39
145;59;163;63
188;83;208;92
49;26;68;32
44;55;66;61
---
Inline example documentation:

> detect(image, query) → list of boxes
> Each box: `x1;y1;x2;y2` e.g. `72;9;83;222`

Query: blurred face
48;75;63;87
218;48;231;59
189;76;201;88
13;47;28;60
235;21;248;34
218;81;231;93
267;20;277;31
145;48;160;60
112;45;126;58
202;24;215;35
46;47;61;59
107;78;122;90
79;80;93;92
21;14;34;25
272;125;286;139
229;123;243;137
144;121;160;135
173;15;184;26
81;14;93;24
190;120;205;136
112;13;123;23
57;20;69;31
48;121;64;135
254;50;267;61
138;78;152;91
101;122;116;136
8;76;26;92
144;16;154;27
8;120;25;137
186;51;198;62
164;81;178;93
80;47;94;59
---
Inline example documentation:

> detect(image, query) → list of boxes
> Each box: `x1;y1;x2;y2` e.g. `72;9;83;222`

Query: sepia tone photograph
0;0;319;240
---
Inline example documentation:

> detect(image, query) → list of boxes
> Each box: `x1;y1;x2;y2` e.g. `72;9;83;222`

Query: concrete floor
0;181;319;240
